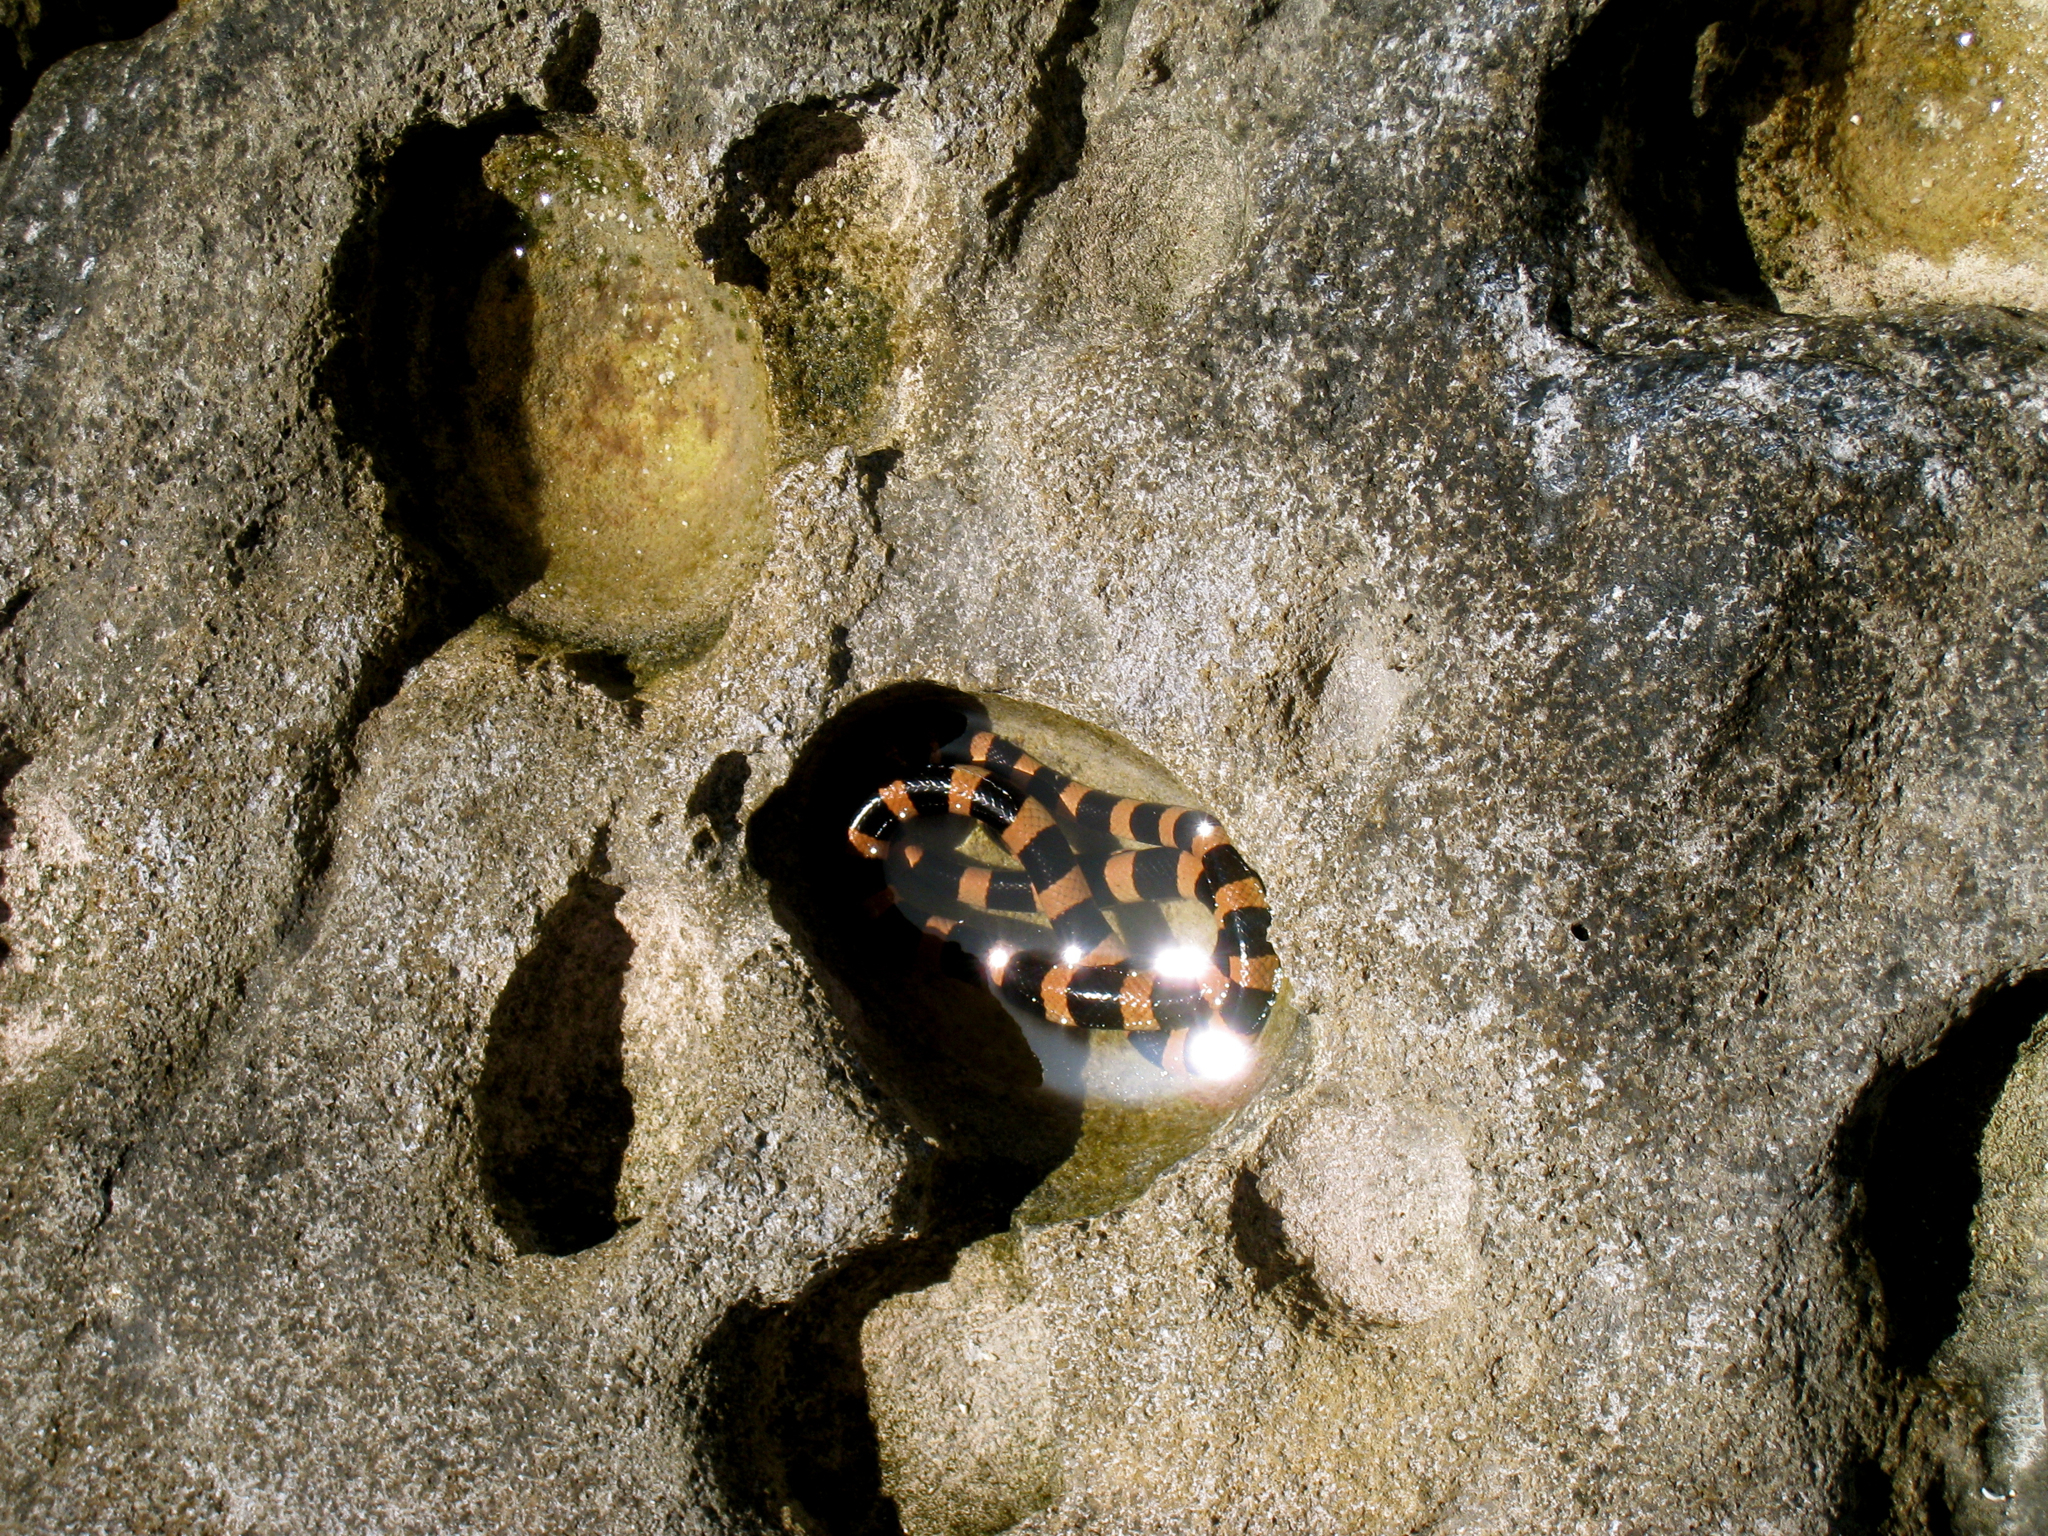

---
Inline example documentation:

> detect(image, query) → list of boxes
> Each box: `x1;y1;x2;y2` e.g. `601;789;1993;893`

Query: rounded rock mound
469;124;774;665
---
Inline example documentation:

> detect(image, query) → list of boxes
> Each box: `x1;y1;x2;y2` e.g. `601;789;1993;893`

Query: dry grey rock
1252;1097;1474;1326
0;0;2044;1532
865;1238;1060;1536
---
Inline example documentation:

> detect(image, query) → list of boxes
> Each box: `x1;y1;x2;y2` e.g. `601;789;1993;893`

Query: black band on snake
845;729;1278;1051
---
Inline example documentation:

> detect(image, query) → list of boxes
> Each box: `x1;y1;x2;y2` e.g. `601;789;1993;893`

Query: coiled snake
847;728;1277;1079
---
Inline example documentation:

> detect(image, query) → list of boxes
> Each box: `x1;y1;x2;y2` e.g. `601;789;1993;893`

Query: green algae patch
761;254;896;446
1737;0;2048;309
470;126;773;666
746;132;945;455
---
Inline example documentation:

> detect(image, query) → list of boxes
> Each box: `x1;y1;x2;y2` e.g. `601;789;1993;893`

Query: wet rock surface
1735;0;2048;312
0;0;2044;1533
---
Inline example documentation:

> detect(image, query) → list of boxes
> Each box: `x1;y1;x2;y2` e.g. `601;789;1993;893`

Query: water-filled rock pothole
1736;0;2048;312
729;685;1292;1533
750;683;1292;1229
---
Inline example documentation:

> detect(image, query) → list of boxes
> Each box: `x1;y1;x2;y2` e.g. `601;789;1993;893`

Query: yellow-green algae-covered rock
469;125;773;665
1740;0;2048;310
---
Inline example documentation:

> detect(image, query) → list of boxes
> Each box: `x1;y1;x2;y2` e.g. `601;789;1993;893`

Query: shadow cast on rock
474;861;636;1257
0;0;175;158
703;683;1089;1534
1841;969;2048;1375
321;105;554;626
1533;0;1860;317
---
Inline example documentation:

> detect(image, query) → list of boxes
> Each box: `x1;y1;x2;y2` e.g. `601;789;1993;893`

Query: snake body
846;729;1277;1059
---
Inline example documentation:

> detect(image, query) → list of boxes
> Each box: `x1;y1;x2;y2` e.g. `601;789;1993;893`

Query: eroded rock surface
0;0;2045;1532
1252;1096;1475;1326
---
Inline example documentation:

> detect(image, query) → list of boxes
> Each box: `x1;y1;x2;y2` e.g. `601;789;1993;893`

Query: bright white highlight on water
985;945;1013;976
1061;944;1085;966
1154;945;1210;980
1185;1025;1253;1082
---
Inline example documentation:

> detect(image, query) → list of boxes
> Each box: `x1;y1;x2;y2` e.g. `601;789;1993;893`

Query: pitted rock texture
1251;1097;1475;1326
0;0;2045;1533
864;1237;1060;1536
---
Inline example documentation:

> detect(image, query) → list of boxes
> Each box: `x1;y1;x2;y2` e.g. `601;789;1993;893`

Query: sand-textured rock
1252;1097;1475;1327
1;0;2045;1532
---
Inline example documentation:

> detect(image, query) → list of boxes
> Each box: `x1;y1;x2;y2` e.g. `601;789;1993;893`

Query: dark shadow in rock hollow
306;109;562;914
475;861;636;1256
562;648;639;705
853;447;902;519
695;100;868;291
983;0;1100;260
1534;0;1858;313
0;746;24;965
1;0;174;158
714;683;1086;1535
1229;1167;1349;1334
1842;970;2048;1375
1229;1166;1304;1297
687;751;751;846
697;1160;1044;1536
320;105;552;634
1837;1452;1901;1536
539;10;601;115
687;750;750;868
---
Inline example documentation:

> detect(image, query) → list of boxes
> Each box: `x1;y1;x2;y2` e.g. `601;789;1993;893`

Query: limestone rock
1255;1099;1475;1326
864;1237;1059;1536
0;0;2045;1530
